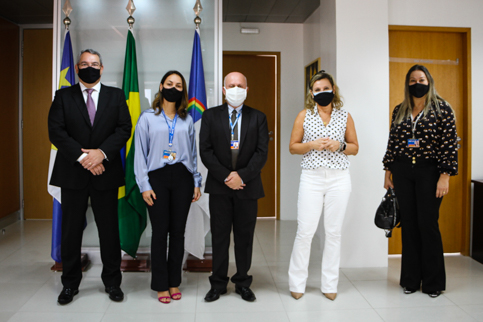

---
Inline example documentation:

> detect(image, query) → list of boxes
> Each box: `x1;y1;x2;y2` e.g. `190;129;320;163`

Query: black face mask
313;91;334;107
162;86;183;102
77;66;101;84
409;83;429;98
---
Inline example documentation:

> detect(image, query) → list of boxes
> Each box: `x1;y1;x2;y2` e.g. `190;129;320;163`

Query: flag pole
183;0;214;272
118;0;150;272
50;0;91;273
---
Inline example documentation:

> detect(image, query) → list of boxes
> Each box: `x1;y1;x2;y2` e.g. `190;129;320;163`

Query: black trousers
60;186;122;289
147;164;194;292
391;161;445;293
209;193;258;290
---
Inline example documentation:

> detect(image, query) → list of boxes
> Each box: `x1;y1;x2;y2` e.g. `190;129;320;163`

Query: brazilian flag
118;29;146;258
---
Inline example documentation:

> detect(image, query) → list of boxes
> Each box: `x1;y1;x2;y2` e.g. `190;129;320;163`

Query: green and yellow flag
118;29;146;258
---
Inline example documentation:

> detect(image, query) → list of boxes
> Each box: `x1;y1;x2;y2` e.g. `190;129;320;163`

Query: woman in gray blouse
288;71;358;301
134;71;201;304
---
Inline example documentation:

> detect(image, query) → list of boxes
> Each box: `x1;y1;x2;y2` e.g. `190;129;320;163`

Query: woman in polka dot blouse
383;64;458;298
288;71;359;301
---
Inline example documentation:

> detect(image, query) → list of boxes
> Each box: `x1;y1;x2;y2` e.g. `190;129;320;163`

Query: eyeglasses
78;62;101;68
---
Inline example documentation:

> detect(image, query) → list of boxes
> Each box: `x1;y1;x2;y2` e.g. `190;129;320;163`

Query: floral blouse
382;100;458;176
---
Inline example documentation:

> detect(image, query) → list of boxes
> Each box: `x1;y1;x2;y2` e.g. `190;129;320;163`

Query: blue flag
187;28;207;123
48;30;75;263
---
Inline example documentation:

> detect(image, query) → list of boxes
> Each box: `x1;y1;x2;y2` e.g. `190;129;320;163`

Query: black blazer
200;103;269;199
48;83;132;190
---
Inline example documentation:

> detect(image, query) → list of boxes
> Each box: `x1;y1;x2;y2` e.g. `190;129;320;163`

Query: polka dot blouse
382;100;458;176
301;107;350;170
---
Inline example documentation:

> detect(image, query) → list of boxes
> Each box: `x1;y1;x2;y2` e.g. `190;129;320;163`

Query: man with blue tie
200;72;269;302
48;49;132;305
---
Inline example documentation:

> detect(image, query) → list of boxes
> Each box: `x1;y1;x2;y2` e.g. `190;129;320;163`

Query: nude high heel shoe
290;292;304;300
323;293;337;300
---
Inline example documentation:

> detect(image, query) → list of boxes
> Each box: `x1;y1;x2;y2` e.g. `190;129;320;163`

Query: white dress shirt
77;81;106;162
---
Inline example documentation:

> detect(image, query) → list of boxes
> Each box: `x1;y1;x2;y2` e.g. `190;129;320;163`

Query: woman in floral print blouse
383;64;458;298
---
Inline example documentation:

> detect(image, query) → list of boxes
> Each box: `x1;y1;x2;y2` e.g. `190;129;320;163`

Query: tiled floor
1;219;483;321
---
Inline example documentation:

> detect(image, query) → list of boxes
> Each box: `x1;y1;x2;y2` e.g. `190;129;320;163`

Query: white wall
303;0;337;76
334;0;391;267
388;0;483;179
223;22;305;223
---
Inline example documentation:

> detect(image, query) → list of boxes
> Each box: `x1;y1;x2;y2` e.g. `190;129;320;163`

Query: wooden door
388;27;471;254
223;52;279;218
22;29;53;219
0;18;20;220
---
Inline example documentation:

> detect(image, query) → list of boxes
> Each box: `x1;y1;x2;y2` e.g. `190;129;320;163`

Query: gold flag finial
193;0;203;28
126;0;136;28
62;0;73;30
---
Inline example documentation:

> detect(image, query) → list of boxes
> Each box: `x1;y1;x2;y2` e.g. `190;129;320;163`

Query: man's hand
80;148;105;170
225;171;246;190
89;164;105;176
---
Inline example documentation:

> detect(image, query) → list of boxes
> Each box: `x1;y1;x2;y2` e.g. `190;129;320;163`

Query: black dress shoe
58;287;79;305
105;286;124;302
235;286;256;302
204;288;227;302
403;287;417;294
428;291;442;298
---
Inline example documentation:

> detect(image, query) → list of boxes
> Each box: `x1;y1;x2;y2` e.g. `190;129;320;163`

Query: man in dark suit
200;72;269;302
48;49;132;305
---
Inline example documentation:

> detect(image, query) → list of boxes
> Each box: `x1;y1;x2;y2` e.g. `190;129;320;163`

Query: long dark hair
394;64;452;124
152;70;188;118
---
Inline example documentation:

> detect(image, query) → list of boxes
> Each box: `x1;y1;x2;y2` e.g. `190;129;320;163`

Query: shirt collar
79;81;101;93
228;103;243;114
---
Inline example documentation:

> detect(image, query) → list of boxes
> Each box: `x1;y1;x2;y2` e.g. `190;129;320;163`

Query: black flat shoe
204;288;227;302
105;286;124;302
235;286;256;302
428;291;442;298
403;287;417;294
58;287;79;305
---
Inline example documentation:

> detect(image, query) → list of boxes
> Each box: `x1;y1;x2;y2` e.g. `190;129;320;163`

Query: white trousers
288;168;351;293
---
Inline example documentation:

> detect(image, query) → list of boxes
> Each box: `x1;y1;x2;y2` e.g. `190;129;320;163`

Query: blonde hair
305;71;343;113
394;64;452;124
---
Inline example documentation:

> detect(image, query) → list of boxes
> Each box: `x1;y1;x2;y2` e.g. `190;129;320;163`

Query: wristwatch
338;142;346;152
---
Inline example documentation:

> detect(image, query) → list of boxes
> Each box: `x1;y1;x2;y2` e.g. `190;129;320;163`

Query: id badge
231;140;239;150
163;150;177;161
407;139;420;148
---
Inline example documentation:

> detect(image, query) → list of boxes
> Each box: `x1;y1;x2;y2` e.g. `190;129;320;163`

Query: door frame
223;51;281;219
389;25;472;255
19;24;53;220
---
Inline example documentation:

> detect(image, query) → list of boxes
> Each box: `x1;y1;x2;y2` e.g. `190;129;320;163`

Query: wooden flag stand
51;253;90;272
120;253;150;272
183;253;212;272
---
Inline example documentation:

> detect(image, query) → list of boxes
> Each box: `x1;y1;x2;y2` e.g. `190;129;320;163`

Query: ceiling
0;0;320;25
223;0;320;23
0;0;53;24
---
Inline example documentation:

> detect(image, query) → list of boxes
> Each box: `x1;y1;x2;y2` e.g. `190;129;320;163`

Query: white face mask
224;86;247;107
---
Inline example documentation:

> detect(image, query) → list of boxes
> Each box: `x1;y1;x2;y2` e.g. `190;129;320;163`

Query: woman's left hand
322;138;340;152
192;187;201;202
436;173;450;198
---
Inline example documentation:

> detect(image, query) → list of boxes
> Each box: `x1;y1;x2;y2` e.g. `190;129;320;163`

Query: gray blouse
134;109;202;192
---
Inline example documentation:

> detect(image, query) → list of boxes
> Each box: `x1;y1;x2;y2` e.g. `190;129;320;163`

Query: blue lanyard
229;110;241;140
162;110;178;148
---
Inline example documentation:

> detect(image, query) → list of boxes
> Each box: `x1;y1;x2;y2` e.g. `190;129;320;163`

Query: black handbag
374;187;401;237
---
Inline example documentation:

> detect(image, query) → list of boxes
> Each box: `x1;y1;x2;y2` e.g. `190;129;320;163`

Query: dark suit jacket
48;83;132;190
200;103;269;199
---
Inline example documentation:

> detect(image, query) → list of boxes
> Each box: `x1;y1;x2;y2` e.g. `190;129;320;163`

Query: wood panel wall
0;17;20;219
